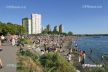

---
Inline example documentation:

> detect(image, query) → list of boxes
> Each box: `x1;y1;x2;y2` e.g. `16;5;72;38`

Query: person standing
32;41;36;49
0;37;2;51
1;35;5;43
90;48;92;55
11;37;16;46
79;50;83;63
0;58;3;69
80;51;86;65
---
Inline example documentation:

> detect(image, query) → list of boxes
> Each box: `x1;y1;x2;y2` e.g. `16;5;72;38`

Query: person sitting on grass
67;52;72;62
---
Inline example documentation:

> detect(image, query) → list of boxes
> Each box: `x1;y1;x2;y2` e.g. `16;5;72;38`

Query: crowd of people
8;35;87;65
26;35;73;53
0;34;87;70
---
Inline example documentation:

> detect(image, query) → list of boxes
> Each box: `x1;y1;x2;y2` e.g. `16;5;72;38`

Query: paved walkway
0;42;17;72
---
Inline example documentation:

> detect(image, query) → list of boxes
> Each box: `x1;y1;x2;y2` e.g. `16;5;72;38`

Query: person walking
11;37;16;46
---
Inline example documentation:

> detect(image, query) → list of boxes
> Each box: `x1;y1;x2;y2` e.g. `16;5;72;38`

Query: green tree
68;31;73;36
42;28;49;34
0;21;26;35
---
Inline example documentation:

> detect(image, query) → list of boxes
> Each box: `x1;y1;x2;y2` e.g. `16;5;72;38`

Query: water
75;36;108;64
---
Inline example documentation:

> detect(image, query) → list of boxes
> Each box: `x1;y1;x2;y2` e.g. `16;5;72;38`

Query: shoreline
71;36;108;72
18;35;108;72
57;36;82;71
15;35;108;72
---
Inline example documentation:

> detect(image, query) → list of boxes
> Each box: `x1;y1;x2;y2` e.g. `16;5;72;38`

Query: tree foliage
42;28;73;36
0;21;25;35
68;31;73;36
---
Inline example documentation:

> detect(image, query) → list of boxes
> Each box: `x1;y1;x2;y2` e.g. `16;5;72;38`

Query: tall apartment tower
46;24;51;32
22;18;28;34
31;13;41;34
22;18;32;34
59;24;63;33
53;26;59;32
28;19;32;34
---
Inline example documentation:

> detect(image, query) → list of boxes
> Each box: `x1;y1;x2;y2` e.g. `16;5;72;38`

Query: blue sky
0;0;108;34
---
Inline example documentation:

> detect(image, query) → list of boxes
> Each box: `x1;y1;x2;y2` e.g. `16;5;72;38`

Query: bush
20;38;32;44
17;50;76;72
17;50;43;72
20;50;39;62
40;52;76;72
17;56;43;72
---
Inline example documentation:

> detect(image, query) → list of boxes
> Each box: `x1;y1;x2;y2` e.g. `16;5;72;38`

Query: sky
0;0;108;34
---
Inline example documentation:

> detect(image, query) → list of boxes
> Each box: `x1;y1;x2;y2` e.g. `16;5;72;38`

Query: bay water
75;36;108;64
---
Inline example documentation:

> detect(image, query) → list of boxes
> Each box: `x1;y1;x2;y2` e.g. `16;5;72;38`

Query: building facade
22;18;28;34
22;18;32;34
22;13;42;34
53;26;59;32
31;13;41;34
46;24;51;32
28;19;32;34
59;24;63;33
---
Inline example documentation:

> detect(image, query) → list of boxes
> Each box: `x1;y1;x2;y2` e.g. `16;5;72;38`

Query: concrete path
0;42;17;72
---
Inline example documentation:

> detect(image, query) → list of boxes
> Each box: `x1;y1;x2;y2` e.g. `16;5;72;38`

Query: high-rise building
53;26;58;32
31;13;41;34
22;13;42;34
41;26;44;32
22;18;28;34
59;24;63;33
28;19;32;34
22;18;32;34
46;24;51;32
